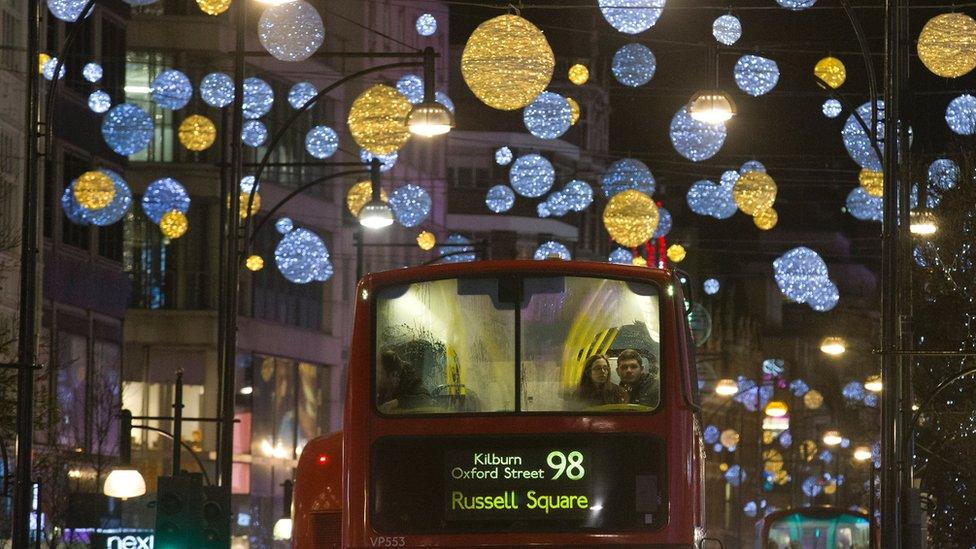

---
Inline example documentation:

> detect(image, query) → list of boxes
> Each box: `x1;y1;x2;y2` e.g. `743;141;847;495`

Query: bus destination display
445;448;593;520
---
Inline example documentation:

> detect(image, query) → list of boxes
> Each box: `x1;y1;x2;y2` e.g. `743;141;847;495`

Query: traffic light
200;484;231;548
154;473;203;549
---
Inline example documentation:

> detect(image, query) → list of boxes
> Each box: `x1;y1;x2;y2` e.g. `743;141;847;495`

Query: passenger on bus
616;348;659;407
573;354;626;407
378;350;430;410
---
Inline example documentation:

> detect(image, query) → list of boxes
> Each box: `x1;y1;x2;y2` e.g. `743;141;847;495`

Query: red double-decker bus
293;260;704;548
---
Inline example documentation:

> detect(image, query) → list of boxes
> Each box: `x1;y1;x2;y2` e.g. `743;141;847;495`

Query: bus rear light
317;454;330;466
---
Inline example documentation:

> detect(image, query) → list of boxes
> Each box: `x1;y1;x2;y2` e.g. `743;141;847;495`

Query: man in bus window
616;348;659;407
378;350;430;410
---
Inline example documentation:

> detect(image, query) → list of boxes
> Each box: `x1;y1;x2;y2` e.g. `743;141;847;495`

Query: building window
124;211;168;309
0;10;18;72
125;51;175;162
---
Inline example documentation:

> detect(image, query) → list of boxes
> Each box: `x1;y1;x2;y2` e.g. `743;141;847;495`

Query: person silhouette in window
378;350;430;410
573;354;625;407
616;348;659;407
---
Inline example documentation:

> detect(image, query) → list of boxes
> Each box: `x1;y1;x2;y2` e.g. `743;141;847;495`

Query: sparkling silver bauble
946;94;976;135
712;14;741;45
612;43;656;87
101;103;153;156
495;146;513;166
822;98;842;118
509;154;555;198
200;72;234;107
485;185;515;213
733;55;779;97
241;120;268;147
83;62;103;83
523;91;572;139
151;69;193;110
601;158;655;197
395;74;424;104
88;90;111;113
415;13;437;36
598;0;665;34
258;0;325;62
288;81;318;109
243;77;274;119
670;106;726;162
305;126;338;159
534;241;571;260
928;158;960;190
389;184;432;228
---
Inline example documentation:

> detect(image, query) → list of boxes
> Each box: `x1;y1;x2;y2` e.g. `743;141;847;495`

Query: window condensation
125;51;174;162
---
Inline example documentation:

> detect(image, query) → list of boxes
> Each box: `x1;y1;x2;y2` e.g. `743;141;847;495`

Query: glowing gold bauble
917;13;976;78
246;255;264;271
803;389;824;409
753;208;778;230
38;53;51;74
814;56;846;89
568;63;589;85
159;210;188;239
632;256;647;267
733;171;777;216
667;244;686;263
345;180;389;216
566;97;580;125
763;449;784;473
718;462;729;472
178;114;217;151
719;428;740;449
460;14;555;111
602;189;658;247
239;192;260;219
196;0;230;15
762;430;775;445
773;470;790;486
416;230;436;251
73;170;116;209
859;168;884;197
347;84;412;155
824;482;837;495
799;440;818;461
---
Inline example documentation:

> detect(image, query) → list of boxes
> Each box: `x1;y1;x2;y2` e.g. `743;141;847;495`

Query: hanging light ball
178;114;217;151
78;169;131;226
598;0;665;34
667;244;686;263
287;81;318;109
945;94;976;135
485;185;515;213
609;248;634;264
568;63;589;85
246;255;265;271
275;218;293;235
159;210;189;239
804;390;824;409
88;90;112;114
83;62;103;83
151;69;193;110
523;91;572;139
773;247;834;307
753;208;778;230
846;187;882;222
38;53;50;75
258;0;325;62
417;231;436;251
61;187;90;226
73;170;116;210
460;14;555;111
822;98;842;118
395;74;424;105
345;180;388;216
813;56;846;89
438;234;476;263
602;189;659;247
143;178;190;223
240;175;259;195
238;192;261;219
347;84;411;155
415;13;437;36
601;158;655;198
101;103;154;156
544;191;572;217
563;179;593;211
241;120;268;148
534;241;571;261
275;227;332;284
495;146;513;166
243;77;275;119
917;13;976;78
842;100;884;170
566;97;580;126
611;43;656;87
358;150;397;173
509;153;555;198
858;168;884;197
733;55;780;97
632;256;647;267
389;184;432;228
776;0;815;10
733;170;777;216
196;0;229;15
928;158;960;190
720;428;740;449
304;126;338;159
670;106;726;162
687;179;734;219
42;57;65;80
200;72;235;108
740;160;766;174
47;0;91;22
712;14;741;45
703;278;720;295
653;206;672;238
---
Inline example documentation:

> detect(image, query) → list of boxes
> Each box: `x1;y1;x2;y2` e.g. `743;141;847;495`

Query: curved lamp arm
130;424;213;486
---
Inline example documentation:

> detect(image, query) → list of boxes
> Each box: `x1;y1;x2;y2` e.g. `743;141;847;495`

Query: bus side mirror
699;538;723;549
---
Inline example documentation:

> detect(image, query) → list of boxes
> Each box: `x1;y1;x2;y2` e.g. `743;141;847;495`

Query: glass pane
56;332;87;448
273;357;296;458
375;278;516;414
520;277;661;412
297;362;320;453
767;513;871;549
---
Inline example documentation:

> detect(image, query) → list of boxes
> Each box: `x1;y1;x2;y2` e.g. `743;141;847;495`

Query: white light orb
243;77;274;119
928;158;960;190
534;241;571;260
563;179;593;211
485;185;515;213
200;72;235;107
509;154;555;198
395;74;424;104
601;158;655;198
773;247;837;310
946;94;976;135
88;90;112;113
287;81;318;109
83;62;103;83
704;278;720;295
495;146;513;166
612;43;656;87
304;126;338;159
258;0;325;63
653;206;672;238
842;100;884;170
845;187;882;222
523;91;572;139
275;218;293;234
389;184;432;228
776;0;815;9
822;98;842;118
42;57;65;80
151;69;193;110
544;191;572;217
598;0;665;34
537;202;551;218
733;55;779;97
415;13;437;36
670;106;726;162
47;0;91;21
608;248;633;264
101;103;154;156
275;226;332;284
241;120;268;147
359;149;398;172
740;160;766;174
142;177;190;223
240;175;258;194
435;91;455;113
712;14;741;45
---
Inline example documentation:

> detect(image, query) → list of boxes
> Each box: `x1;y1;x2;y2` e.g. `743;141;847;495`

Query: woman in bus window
573;354;626;407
